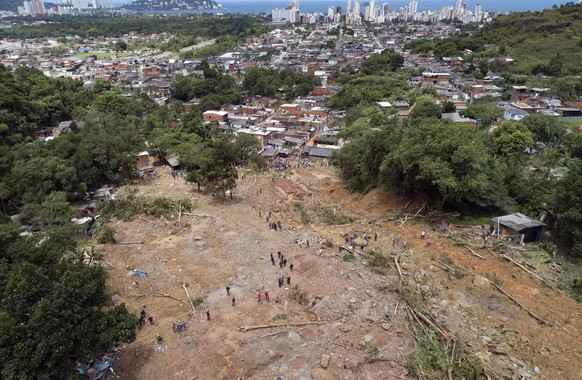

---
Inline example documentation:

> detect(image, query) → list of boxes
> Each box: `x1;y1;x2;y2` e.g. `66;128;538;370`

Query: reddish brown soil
99;164;582;380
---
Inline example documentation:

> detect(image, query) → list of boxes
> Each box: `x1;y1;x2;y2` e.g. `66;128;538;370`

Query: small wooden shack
491;213;545;243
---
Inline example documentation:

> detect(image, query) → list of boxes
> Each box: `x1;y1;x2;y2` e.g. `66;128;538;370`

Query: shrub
190;295;207;307
289;285;309;306
319;208;354;225
96;224;116;244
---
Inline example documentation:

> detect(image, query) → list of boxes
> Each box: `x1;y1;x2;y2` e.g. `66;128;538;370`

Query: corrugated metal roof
308;147;334;158
261;148;277;157
491;213;545;231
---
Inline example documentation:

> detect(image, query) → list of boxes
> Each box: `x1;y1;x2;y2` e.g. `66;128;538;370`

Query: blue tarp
93;358;112;380
134;270;148;277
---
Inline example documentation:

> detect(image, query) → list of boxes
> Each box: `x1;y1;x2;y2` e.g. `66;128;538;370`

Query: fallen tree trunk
239;320;333;332
182;212;209;218
490;282;550;326
339;245;371;258
465;246;484;259
394;255;403;284
182;283;196;314
244;327;307;344
154;290;186;305
500;254;548;284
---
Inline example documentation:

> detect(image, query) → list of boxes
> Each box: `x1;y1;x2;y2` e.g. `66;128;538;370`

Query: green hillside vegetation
332;51;582;257
406;3;582;75
479;3;582;75
0;0;21;12
0;60;285;377
0;14;266;42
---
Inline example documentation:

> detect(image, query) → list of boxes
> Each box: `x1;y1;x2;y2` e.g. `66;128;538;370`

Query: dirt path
100;165;582;380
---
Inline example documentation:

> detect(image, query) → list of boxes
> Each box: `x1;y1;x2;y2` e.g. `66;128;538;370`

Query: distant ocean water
113;0;575;13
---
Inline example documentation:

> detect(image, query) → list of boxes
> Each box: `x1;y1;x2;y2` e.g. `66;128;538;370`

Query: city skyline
273;0;491;25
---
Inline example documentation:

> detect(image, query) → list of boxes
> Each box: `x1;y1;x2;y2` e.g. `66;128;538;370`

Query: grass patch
368;248;388;273
343;252;356;262
408;333;484;380
401;286;485;379
94;223;116;244
98;189;194;221
190;295;207;307
397;284;428;315
272;313;289;322
72;51;134;59
318;207;354;225
289;285;309;306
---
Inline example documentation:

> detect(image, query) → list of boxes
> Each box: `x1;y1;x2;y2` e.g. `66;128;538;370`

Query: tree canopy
553;159;582;256
242;67;320;99
382;119;507;208
0;225;137;379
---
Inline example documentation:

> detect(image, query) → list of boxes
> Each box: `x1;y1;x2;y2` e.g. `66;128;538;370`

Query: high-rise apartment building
272;0;300;23
409;0;418;14
21;0;45;16
454;0;463;18
72;0;87;10
92;0;113;8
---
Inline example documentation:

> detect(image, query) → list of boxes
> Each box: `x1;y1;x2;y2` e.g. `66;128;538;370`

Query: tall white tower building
347;0;352;14
353;1;360;15
455;0;463;18
409;0;418;14
370;0;378;21
72;0;87;10
475;3;482;21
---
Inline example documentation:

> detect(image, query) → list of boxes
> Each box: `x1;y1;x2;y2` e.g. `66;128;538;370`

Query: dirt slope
100;165;582;380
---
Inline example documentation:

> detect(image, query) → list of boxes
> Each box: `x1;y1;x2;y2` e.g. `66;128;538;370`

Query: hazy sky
111;0;574;9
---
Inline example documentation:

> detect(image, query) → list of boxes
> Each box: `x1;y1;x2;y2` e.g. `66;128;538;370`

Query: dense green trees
359;50;405;75
336;129;392;192
7;156;84;204
171;69;240;110
405;35;484;58
327;73;410;110
0;14;268;42
335;118;508;209
384;120;507;208
460;99;499;126
0;224;137;379
553;159;582;256
242;68;320;100
522;113;567;147
411;97;441;120
184;133;238;196
235;133;262;165
491;120;534;158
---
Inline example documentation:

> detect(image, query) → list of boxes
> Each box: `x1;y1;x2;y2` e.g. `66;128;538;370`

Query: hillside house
492;213;544;243
203;110;228;123
510;86;529;103
421;72;451;88
503;105;529;121
136;151;150;168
